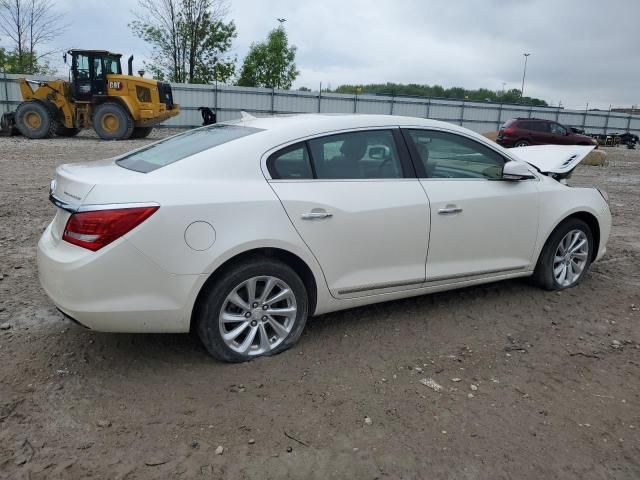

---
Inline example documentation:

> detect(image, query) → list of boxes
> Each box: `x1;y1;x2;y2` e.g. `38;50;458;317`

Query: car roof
154;113;520;178
223;113;487;145
513;117;551;122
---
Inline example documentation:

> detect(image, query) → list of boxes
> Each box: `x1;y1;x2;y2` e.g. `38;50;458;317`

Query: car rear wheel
532;218;593;290
196;258;308;362
514;139;530;147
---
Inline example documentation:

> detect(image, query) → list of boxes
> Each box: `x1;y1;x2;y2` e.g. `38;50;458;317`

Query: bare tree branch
0;0;66;73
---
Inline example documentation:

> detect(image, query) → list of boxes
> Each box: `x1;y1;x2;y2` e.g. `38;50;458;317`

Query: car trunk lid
49;158;145;241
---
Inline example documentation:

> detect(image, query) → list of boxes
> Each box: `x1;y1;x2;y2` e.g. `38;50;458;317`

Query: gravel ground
0;131;639;479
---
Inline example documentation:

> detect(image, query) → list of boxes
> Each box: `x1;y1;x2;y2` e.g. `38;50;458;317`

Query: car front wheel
533;218;593;290
196;258;308;362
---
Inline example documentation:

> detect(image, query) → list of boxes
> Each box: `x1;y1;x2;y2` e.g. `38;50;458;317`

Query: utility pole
521;53;531;101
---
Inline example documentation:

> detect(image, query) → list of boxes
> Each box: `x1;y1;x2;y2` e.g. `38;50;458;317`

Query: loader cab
68;50;122;101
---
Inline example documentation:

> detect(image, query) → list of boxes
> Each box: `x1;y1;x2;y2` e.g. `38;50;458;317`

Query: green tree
237;26;298;89
130;0;237;83
0;46;54;74
332;82;548;106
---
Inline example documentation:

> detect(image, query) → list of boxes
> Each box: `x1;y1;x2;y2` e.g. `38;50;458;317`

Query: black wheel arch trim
540;211;601;264
190;247;318;333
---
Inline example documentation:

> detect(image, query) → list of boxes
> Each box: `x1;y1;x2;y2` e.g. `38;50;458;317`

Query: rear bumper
496;137;515;147
37;221;201;333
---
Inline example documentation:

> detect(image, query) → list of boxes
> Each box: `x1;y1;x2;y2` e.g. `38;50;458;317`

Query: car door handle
438;205;463;215
301;211;333;220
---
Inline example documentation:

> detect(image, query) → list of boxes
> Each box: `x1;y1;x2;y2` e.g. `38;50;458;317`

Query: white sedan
38;114;611;362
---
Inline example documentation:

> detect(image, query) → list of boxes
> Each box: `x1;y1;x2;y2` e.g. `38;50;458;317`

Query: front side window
406;129;505;180
307;130;402;179
550;123;567;135
117;124;264;173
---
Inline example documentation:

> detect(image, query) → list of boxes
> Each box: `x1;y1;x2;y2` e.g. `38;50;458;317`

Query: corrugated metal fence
2;72;639;135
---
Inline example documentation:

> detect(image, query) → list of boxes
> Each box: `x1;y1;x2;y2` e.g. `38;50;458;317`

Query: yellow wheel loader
1;49;180;140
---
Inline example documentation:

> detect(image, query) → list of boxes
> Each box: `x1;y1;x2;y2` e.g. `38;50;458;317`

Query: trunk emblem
63;191;82;201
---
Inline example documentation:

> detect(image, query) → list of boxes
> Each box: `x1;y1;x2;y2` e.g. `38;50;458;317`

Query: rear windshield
117;124;264;173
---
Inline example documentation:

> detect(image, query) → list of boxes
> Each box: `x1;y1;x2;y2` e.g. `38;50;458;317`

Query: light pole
521;53;531;101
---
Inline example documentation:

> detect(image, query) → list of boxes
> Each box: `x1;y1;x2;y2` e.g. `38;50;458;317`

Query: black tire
514;139;530;147
532;218;594;291
196;258;309;363
93;102;134;140
56;126;81;137
15;101;59;139
130;126;153;139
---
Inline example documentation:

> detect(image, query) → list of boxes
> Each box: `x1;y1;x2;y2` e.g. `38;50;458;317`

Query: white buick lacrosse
38;114;611;362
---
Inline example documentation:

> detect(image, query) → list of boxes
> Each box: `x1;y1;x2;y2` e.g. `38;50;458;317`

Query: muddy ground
0;131;638;479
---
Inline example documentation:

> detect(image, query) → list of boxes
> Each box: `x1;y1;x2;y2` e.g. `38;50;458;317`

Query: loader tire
56;125;81;137
130;126;153;139
93;102;134;140
15;101;59;139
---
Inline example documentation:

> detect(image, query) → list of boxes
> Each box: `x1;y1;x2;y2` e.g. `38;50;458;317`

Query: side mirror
502;161;535;181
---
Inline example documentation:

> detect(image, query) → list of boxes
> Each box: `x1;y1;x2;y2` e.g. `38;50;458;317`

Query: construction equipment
1;49;180;140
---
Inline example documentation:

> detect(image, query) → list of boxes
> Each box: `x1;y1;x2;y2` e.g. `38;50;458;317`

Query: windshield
117;124;264;173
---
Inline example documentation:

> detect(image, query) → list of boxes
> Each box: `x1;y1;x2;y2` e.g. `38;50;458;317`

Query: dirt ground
0;130;638;480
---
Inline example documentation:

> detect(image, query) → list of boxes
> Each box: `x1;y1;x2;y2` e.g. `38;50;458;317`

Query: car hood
509;145;595;174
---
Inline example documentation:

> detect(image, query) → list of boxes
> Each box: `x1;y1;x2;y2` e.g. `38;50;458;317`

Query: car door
403;128;540;281
528;121;553;145
266;128;430;298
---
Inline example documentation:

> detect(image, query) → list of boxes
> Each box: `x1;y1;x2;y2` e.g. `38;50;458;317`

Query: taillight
502;127;515;136
62;206;159;251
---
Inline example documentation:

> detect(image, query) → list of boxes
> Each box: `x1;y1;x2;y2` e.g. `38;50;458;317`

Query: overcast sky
10;0;640;109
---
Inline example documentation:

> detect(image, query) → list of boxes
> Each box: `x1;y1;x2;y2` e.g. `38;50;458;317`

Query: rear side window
267;142;313;179
117;124;263;173
307;130;403;179
528;121;550;132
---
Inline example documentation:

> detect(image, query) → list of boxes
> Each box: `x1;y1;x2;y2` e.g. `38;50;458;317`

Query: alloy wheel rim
553;229;589;287
219;276;297;356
